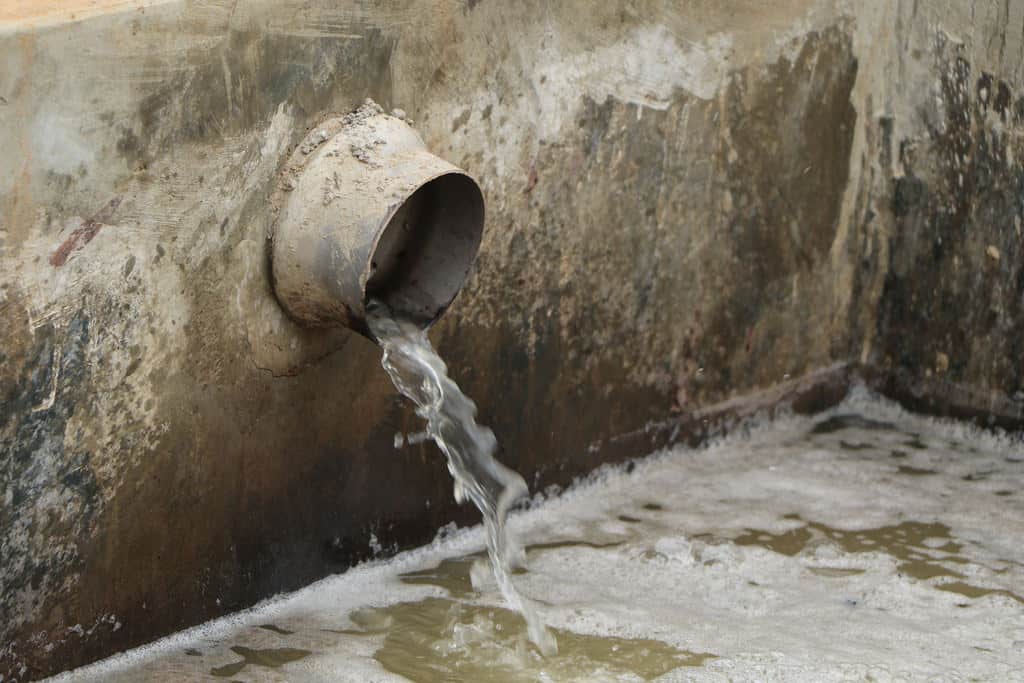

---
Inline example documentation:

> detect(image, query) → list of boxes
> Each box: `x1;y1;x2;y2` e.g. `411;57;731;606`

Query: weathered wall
853;1;1024;427
0;0;1017;679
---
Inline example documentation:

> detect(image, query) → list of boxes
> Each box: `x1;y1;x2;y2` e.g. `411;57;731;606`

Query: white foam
50;391;1024;681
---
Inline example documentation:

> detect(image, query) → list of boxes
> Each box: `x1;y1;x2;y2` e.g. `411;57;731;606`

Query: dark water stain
875;41;1024;432
995;490;1014;496
934;581;1024;605
808;566;866;578
734;518;967;581
1;309;101;675
346;597;714;682
210;645;312;677
618;514;643;523
897;465;937;476
211;661;245;678
734;526;812;556
687;27;857;404
688;532;732;546
642;502;665;511
639;547;672;562
891;449;909;459
257;623;294;635
183;648;202;656
962;472;994;482
528;539;626;553
903;438;929;450
810;414;897;434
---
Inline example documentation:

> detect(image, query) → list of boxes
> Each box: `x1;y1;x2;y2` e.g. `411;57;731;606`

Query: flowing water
366;302;557;657
51;388;1024;682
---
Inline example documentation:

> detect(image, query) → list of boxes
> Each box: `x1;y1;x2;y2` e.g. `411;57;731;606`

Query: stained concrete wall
856;2;1024;427
0;1;1019;679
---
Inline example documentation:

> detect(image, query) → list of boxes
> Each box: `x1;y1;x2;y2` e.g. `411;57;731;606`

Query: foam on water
50;386;1024;682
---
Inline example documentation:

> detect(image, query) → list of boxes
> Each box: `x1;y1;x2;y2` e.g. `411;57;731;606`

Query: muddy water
53;390;1024;682
209;646;312;678
344;598;713;683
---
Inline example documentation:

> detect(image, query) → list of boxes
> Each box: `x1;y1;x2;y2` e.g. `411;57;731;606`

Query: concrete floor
52;389;1024;682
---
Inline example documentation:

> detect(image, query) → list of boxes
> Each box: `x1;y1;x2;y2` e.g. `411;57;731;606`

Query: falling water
366;301;558;657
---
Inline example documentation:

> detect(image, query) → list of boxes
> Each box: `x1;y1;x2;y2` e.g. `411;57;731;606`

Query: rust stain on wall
48;197;121;267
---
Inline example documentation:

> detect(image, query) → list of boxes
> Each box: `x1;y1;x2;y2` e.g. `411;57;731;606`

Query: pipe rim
363;168;485;331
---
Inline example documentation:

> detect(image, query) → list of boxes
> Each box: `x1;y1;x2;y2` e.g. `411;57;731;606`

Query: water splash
367;302;557;656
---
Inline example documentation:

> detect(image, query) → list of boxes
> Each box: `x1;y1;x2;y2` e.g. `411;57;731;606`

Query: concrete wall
0;1;1020;679
858;2;1024;427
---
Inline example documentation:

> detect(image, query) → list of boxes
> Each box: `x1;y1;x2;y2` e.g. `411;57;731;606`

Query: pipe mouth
365;172;485;328
269;104;486;340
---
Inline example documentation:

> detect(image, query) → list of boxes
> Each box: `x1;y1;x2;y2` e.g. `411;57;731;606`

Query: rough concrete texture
861;3;1024;421
0;0;1020;679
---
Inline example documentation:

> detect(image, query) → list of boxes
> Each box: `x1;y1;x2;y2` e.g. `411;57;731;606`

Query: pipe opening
366;173;485;327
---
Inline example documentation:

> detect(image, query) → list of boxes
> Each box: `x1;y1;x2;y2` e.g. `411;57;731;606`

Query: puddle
400;556;482;598
210;646;312;678
934;581;1024;604
347;597;714;682
733;525;812;556
897;465;937;476
807;567;866;578
734;518;968;581
527;539;627;553
839;440;875;451
257;623;294;635
809;414;898;434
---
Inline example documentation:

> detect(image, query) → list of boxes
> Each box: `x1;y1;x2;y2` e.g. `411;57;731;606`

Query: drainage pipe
271;100;485;339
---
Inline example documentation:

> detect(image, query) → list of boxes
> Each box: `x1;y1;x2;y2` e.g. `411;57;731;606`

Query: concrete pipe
270;100;485;339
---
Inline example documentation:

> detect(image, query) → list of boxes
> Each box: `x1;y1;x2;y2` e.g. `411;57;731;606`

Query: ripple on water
345;597;714;683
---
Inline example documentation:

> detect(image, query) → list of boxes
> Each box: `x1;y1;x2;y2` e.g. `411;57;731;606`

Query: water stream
366;301;558;657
